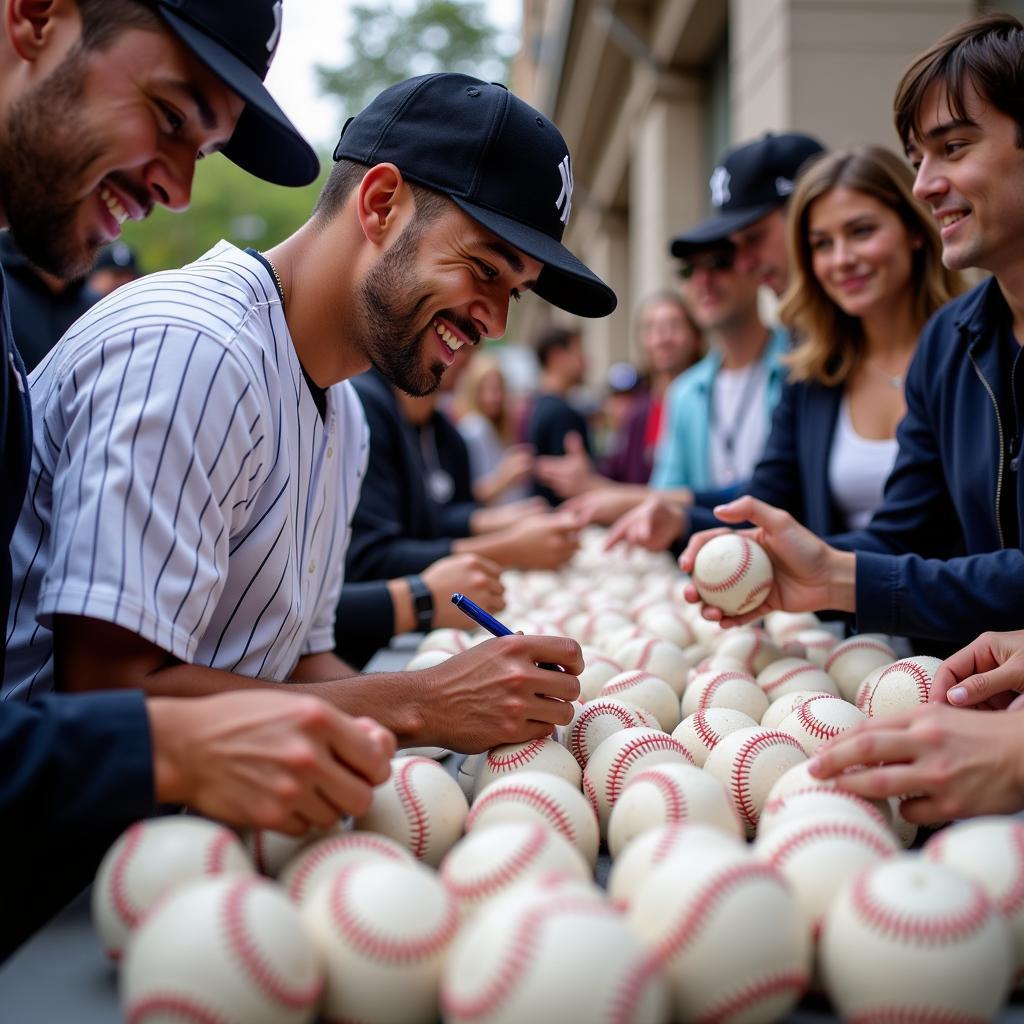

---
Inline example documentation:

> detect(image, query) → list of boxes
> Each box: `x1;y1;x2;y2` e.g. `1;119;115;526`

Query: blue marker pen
451;593;565;672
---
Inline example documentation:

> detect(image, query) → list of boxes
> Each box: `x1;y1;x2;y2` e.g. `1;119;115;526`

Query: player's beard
0;48;109;279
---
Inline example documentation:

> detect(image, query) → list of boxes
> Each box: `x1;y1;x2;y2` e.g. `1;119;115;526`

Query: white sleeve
37;326;267;661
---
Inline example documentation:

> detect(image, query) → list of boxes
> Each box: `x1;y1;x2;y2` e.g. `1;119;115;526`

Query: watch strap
405;575;434;632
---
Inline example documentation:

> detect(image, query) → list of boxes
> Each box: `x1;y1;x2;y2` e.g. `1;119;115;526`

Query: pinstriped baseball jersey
3;241;368;700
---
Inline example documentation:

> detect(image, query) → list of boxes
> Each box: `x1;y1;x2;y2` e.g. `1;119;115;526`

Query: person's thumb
946;662;1024;706
563;431;585;455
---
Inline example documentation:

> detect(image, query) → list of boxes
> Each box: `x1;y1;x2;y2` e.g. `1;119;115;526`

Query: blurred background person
456;353;534;505
610;145;963;554
0;231;99;374
86;242;143;297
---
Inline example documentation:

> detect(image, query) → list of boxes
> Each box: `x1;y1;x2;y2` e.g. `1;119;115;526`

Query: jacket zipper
969;349;1007;549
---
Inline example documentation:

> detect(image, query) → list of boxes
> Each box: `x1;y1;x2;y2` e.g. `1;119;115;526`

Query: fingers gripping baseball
933;630;1024;707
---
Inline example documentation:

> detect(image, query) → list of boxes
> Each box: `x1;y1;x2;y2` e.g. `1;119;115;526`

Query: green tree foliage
317;0;517;118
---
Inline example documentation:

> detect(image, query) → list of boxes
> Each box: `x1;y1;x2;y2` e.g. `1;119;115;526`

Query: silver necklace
261;252;285;306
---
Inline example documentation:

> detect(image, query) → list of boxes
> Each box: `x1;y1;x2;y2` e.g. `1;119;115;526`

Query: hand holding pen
451;593;568;673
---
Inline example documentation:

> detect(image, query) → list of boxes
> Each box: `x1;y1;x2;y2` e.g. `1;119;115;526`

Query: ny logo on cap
266;0;283;54
710;166;731;208
775;176;794;197
556;155;574;226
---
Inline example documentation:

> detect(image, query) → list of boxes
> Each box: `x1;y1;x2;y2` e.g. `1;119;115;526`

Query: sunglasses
677;250;736;279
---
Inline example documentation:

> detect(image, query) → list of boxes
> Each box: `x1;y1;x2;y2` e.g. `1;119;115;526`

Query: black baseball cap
670;132;825;257
333;73;616;318
153;0;319;187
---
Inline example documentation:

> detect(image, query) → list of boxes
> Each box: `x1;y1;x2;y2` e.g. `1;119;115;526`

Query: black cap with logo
154;0;319;187
670;132;825;257
333;73;617;318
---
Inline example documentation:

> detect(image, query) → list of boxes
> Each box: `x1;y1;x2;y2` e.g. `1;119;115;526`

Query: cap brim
669;201;780;257
451;197;616;318
160;9;320;187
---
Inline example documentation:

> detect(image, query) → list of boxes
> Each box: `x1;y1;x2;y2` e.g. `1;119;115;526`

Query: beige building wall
515;0;980;385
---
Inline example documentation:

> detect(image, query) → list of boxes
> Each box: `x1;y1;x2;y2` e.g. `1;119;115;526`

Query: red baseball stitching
636;637;659;670
738;578;773;613
697;671;756;712
731;731;806;831
624;767;689;824
692;536;753;594
110;822;145;932
603;671;656;697
796;694;846;741
824;638;894;674
569;701;641;768
467;784;577;845
394;757;432;860
850;868;992;945
761;787;889;831
869;661;931;715
486;738;548;771
652;861;790;964
250;830;268;875
926;823;1024;919
205;828;236;875
285;833;406;904
440;895;618;1020
606;735;694;807
692;710;723;751
764;819;897;873
582;771;600;818
696;969;807;1024
845;1008;989;1024
222;878;323;1008
126;993;235;1024
761;662;817;695
441;824;551;904
328;862;458;964
609;953;664;1024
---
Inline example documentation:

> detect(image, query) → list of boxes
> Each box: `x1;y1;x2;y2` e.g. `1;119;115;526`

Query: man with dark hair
6;74;613;761
525;325;593;504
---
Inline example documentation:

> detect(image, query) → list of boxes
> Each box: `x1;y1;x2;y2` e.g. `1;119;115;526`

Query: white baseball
278;832;412;908
439;821;590;919
457;752;482;800
121;877;322;1024
715;628;783;676
576;608;634;644
241;823;343;878
866;655;943;717
465;771;600;867
615;636;691;696
607;822;746;910
889;797;919;849
692;534;774;616
404;648;454;672
758;788;893;839
356;756;468;867
576;648;623;702
582;727;695;835
635;604;696;650
760;690;827;729
628;848;810;1023
704;725;807;836
473;736;581;798
778;693;867;755
566;697;659;769
608;763;743;856
824;634;896;701
924;817;1024;986
788;628;839;666
93;817;252;959
681;668;768;721
820;858;1014;1022
754;816;900;940
441;879;670;1024
756;657;839;701
670;708;758;767
303;859;458;1024
764;760;893;831
598;624;653;657
764;611;821;644
416;628;473;656
855;665;887;713
600;670;680;731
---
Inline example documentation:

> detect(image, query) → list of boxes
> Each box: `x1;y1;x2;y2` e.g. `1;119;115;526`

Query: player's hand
491;510;581;569
605;494;686;551
425;553;504;629
492;445;535;492
411;634;583;751
149;692;396;834
931;629;1024;709
677;496;850;626
533;432;597;499
470;496;547;534
807;703;1024;824
563;485;647;526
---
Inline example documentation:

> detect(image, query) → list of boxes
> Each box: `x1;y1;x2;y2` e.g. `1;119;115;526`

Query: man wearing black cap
0;0;401;957
6;75;611;757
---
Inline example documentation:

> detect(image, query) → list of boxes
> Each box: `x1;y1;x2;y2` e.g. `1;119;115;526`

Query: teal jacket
650;327;790;491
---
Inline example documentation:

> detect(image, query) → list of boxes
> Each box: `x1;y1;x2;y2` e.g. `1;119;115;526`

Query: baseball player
5;73;615;753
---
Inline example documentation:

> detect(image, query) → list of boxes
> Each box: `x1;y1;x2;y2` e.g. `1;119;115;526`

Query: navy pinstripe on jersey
3;241;368;700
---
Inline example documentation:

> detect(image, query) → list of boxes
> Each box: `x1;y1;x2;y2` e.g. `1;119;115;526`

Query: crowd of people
1;0;1024;960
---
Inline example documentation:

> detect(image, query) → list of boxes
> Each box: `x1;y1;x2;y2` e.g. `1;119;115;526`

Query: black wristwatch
405;575;434;632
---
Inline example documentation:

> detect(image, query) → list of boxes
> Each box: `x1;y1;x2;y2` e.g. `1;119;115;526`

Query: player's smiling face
0;27;243;279
357;204;542;396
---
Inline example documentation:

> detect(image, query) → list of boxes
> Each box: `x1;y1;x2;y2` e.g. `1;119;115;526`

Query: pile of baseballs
98;533;1019;1022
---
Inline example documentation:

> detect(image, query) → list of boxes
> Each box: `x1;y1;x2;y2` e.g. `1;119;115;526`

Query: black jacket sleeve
334;581;396;670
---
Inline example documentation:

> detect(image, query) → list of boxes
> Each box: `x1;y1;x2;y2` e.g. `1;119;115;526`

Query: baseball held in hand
693;535;773;616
